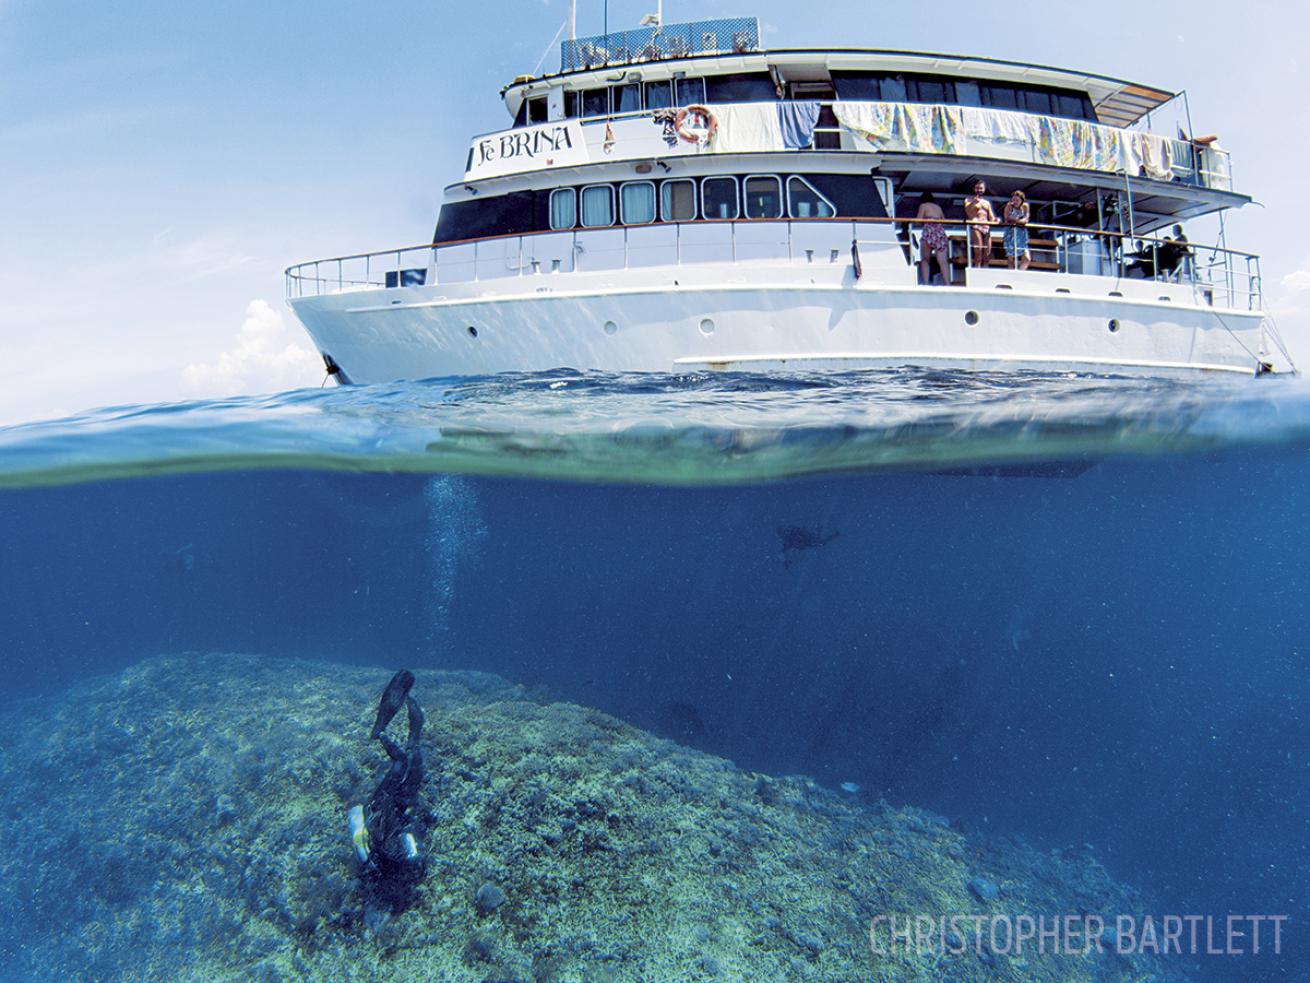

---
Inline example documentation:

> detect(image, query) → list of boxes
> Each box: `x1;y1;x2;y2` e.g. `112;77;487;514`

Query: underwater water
1;368;1308;982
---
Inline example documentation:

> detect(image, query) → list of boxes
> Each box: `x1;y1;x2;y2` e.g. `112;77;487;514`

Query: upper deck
466;17;1234;205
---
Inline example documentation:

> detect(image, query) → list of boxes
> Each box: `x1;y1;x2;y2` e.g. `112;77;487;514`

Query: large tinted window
983;84;1019;110
702;177;739;219
704;73;776;103
1056;92;1092;120
880;75;908;102
955;80;982;107
1022;89;1053;115
832;73;881;100
908;77;952;104
661;179;697;221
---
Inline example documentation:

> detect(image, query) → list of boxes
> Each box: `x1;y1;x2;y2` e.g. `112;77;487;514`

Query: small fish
840;782;861;794
777;525;839;568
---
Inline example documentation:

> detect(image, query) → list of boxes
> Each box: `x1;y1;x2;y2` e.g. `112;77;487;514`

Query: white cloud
1282;267;1310;295
182;300;323;396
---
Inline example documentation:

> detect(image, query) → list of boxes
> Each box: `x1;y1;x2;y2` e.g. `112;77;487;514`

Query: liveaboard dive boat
285;11;1291;381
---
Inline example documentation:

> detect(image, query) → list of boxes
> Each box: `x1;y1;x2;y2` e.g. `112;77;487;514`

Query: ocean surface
1;368;1308;982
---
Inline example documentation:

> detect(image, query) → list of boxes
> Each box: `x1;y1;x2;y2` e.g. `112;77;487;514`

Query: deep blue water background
2;371;1308;981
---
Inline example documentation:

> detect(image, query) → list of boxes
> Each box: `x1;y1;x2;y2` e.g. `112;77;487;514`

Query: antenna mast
569;0;577;40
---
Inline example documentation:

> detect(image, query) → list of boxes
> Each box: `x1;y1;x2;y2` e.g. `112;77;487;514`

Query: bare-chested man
964;180;997;268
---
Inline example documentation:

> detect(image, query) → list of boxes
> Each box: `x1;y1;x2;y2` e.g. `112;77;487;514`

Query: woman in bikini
915;192;952;285
1003;190;1031;270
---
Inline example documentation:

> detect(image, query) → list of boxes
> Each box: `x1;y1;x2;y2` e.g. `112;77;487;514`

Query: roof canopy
505;45;1179;128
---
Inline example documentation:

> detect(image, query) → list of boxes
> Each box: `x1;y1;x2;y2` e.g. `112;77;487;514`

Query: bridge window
786;177;836;218
580;185;615;227
549;188;577;230
645;79;673;110
701;176;739;220
661;179;697;221
744;175;783;219
582;88;609;117
620;182;656;224
615;83;642;113
705;72;777;103
676;77;706;105
527;97;548;124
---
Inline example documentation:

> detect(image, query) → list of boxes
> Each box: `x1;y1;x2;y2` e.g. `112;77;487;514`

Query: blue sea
1;368;1308;982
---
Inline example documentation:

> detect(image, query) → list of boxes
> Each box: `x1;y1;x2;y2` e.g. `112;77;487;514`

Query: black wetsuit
362;672;426;876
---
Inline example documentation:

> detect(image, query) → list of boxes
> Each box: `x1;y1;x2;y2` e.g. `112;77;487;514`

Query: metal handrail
285;217;1261;310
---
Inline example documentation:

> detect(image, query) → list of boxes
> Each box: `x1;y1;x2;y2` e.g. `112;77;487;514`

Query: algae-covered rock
0;654;1185;982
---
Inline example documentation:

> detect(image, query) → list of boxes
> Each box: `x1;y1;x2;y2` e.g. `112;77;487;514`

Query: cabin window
705;72;777;103
580;185;614;227
620;182;656;224
701;176;739;220
527;97;548;124
743;175;783;219
645;79;674;110
660;179;697;221
615;83;642;113
564;91;580;118
582;88;609;117
549;188;577;230
676;77;706;105
786;176;836;218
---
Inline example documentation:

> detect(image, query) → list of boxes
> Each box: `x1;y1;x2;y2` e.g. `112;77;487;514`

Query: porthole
699;317;715;336
964;310;980;326
467;326;479;338
1108;319;1120;333
603;320;618;336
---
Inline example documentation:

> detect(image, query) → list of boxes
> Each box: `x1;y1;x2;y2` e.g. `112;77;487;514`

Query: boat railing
889;218;1262;310
285;218;1261;310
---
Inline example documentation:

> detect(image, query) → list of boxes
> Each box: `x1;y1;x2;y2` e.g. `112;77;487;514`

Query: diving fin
370;669;416;739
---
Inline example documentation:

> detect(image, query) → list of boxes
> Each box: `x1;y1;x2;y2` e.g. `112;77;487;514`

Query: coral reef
0;655;1184;981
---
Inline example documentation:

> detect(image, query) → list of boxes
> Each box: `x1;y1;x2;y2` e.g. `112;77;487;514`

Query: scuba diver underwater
349;669;428;895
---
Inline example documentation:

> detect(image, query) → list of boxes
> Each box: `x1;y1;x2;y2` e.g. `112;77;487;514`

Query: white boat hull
289;258;1266;381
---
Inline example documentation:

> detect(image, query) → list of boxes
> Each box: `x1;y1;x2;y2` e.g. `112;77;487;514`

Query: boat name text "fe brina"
477;123;580;164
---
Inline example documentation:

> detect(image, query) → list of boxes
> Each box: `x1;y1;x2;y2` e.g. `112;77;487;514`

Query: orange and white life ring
675;105;718;145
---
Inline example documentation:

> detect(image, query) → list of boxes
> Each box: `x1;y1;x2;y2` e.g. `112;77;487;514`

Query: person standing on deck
1003;190;1031;270
964;180;997;267
915;192;952;285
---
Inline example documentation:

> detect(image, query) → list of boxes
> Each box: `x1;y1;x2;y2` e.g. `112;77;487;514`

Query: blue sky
1;0;1304;425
